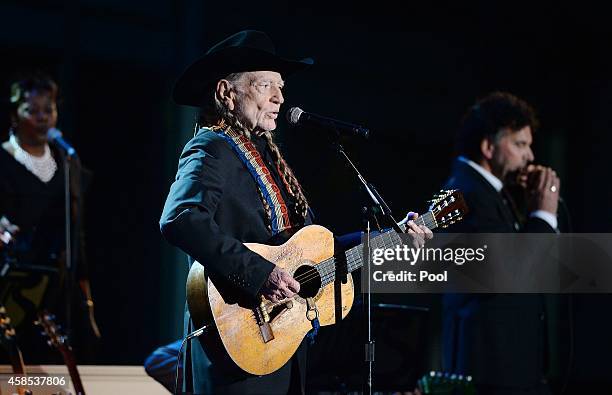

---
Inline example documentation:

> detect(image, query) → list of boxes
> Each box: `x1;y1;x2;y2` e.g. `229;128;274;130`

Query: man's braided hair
196;72;309;230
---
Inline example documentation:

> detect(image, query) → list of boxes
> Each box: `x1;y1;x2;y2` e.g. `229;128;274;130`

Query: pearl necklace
9;134;58;183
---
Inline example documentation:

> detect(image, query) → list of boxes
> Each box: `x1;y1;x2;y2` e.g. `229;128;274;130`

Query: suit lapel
452;159;520;232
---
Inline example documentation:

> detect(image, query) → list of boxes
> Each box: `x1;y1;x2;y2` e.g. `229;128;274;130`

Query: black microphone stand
61;149;77;343
333;141;403;395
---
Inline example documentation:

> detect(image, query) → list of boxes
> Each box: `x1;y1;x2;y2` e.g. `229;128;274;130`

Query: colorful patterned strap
217;127;292;235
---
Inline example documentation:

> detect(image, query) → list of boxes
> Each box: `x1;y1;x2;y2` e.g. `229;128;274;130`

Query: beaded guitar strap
217;127;292;235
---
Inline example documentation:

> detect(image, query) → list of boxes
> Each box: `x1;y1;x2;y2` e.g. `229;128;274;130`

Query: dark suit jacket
160;128;311;394
442;158;555;392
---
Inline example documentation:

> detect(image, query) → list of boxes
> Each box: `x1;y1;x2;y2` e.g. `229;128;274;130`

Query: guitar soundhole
293;265;321;299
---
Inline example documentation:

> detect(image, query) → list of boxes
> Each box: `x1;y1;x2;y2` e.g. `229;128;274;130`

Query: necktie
501;187;522;231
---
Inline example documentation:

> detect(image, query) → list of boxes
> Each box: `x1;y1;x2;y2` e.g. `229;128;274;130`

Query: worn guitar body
186;225;354;376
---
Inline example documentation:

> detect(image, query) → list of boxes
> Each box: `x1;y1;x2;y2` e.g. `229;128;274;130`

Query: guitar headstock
35;311;67;351
35;311;84;394
418;370;475;394
428;190;469;228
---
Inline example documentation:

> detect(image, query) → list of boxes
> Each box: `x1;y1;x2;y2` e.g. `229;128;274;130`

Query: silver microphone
286;107;370;138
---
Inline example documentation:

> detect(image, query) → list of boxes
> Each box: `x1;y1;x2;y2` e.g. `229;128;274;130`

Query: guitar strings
276;220;436;287
259;210;442;310
259;223;436;311
222;207;452;314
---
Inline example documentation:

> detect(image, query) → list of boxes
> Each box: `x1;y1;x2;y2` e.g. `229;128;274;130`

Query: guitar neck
9;347;26;375
7;347;32;395
0;304;31;394
59;346;86;395
315;210;438;286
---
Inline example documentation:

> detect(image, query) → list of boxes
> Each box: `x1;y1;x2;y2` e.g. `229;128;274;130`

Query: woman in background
0;73;98;363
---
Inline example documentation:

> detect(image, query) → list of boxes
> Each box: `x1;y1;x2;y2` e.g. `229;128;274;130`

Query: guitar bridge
255;297;275;343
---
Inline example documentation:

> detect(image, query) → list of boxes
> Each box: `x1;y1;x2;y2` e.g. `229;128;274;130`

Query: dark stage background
1;1;611;392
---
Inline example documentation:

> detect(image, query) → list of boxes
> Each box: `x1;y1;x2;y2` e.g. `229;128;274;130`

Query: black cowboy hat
172;30;313;106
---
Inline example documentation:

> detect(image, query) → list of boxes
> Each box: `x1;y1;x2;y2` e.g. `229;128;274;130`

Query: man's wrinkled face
490;126;535;180
230;71;285;132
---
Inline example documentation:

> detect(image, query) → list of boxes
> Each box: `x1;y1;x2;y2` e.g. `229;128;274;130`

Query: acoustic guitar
35;311;86;395
187;190;468;375
0;305;32;395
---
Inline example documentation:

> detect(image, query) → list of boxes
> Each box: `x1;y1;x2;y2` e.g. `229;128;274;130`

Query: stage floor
0;365;169;394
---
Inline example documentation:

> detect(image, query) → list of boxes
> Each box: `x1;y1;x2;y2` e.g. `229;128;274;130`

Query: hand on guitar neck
397;212;434;249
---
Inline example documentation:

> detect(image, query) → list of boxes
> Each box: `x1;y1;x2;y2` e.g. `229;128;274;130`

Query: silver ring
550;185;557;193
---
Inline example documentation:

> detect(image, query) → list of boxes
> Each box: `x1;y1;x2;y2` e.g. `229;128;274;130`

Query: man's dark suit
442;158;555;395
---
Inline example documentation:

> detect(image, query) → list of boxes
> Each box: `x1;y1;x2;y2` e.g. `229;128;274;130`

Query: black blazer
442;158;555;390
161;129;292;302
443;158;553;234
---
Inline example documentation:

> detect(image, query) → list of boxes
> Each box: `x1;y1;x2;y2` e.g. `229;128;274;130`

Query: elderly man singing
160;30;430;394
